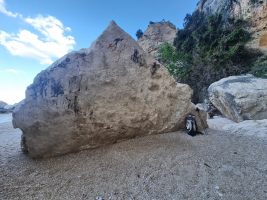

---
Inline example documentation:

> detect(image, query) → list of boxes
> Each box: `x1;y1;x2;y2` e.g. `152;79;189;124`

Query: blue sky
0;0;198;104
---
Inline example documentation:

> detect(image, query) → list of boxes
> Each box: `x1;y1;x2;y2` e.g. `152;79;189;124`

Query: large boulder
208;74;267;122
13;21;203;158
137;21;177;58
208;116;267;138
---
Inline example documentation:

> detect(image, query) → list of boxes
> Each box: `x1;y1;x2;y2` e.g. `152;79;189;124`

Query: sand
0;113;266;200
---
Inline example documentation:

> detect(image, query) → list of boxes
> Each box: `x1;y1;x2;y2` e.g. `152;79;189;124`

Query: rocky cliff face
0;101;8;113
198;0;267;53
0;101;14;113
137;21;177;58
0;101;7;108
13;21;205;158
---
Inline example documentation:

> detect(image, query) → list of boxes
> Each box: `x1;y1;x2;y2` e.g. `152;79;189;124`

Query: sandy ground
0;113;267;200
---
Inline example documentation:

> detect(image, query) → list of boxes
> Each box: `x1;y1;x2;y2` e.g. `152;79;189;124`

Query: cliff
198;0;267;53
137;21;177;58
0;101;15;113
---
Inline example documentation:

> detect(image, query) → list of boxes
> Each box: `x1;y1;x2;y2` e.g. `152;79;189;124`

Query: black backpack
185;114;198;137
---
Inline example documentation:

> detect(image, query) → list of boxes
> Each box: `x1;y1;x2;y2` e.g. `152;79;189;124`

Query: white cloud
0;1;76;65
5;68;20;74
0;86;25;104
65;27;71;32
0;0;18;17
0;68;21;74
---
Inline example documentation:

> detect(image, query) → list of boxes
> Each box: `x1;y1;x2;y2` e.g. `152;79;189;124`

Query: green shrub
136;29;143;39
158;43;190;80
250;0;261;4
250;57;267;78
174;13;253;68
159;11;263;102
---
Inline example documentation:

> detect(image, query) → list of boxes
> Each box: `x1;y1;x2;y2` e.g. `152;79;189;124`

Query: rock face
198;0;267;54
0;101;14;113
208;116;267;138
13;21;203;158
223;119;267;138
137;21;177;58
0;100;7;108
0;101;8;113
208;74;267;122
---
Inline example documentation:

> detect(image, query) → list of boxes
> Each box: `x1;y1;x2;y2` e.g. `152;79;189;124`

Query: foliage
174;12;254;68
158;43;190;81
136;29;143;39
250;0;261;4
250;57;267;78
148;20;176;29
159;11;263;102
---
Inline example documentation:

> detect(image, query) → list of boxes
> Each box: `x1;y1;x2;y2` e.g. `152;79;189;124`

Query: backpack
185;114;198;137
